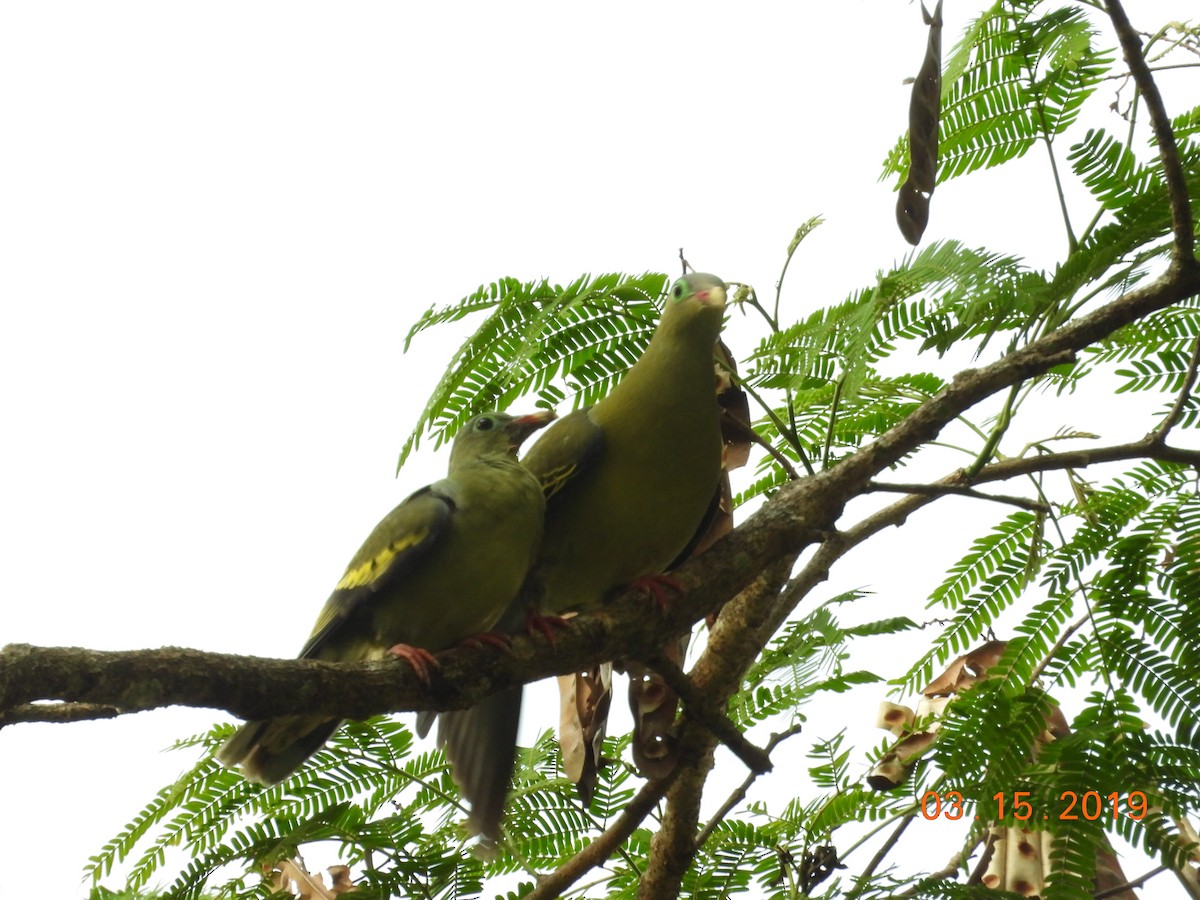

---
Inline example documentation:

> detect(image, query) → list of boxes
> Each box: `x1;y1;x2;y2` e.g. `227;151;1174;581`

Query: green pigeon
426;272;728;809
217;409;554;791
523;271;727;614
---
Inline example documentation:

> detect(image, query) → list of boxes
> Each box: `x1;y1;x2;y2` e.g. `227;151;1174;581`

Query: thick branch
1;702;121;725
639;653;773;774
631;261;1199;896
639;723;719;900
0;644;438;723
3;266;1196;726
2;262;1198;900
638;559;797;899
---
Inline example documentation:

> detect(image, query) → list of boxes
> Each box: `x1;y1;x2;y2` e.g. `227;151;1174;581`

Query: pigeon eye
671;280;686;300
475;416;495;431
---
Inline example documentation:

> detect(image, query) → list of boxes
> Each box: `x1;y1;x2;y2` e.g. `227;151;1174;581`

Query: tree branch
638;652;773;774
638;726;718;900
1151;334;1200;442
525;782;676;900
637;558;798;900
694;723;805;847
630;254;1199;895
865;480;1049;512
3;264;1196;727
1106;0;1196;263
892;834;984;898
4;261;1199;900
848;813;916;899
971;438;1200;486
523;773;676;900
1093;864;1170;899
0;702;121;725
721;405;801;481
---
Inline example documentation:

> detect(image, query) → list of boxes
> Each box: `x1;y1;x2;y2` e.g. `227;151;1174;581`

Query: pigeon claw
524;610;571;646
387;643;440;686
457;631;513;653
628;574;684;611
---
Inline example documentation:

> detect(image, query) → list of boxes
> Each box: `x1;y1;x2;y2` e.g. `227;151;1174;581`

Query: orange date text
918;790;1147;822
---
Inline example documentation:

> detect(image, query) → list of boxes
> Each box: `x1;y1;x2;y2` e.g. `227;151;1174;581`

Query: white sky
1;2;1195;897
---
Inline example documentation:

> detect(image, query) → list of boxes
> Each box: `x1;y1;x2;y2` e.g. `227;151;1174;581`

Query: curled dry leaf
868;639;1136;896
271;858;335;900
557;662;612;805
328;864;357;895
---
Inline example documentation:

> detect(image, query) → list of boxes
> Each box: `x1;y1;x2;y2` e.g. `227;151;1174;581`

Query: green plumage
428;272;728;826
217;410;552;788
523;272;727;612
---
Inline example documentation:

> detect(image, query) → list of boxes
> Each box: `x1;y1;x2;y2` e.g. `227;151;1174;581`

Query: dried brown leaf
896;0;943;245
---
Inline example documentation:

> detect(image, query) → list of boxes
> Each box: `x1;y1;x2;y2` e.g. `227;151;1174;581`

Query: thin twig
713;295;812;477
866;480;1049;512
893;832;985;898
740;289;779;333
694;723;805;847
1101;62;1200;80
1150;334;1200;442
1094;864;1170;899
723;367;815;477
1028;611;1092;684
720;407;801;481
1034;94;1078;252
965;833;997;885
1033;486;1119;695
823;377;843;470
772;219;825;458
524;773;676;900
846;813;916;899
966;382;1021;477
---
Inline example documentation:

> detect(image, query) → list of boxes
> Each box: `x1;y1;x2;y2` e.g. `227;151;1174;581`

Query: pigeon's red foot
387;643;440;685
628;574;684;611
456;631;513;653
524;609;571;645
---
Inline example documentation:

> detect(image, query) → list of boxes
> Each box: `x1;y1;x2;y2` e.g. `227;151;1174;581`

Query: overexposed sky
1;2;1195;897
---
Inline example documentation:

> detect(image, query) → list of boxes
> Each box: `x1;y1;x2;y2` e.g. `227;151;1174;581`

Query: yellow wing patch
335;528;429;591
540;464;578;500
